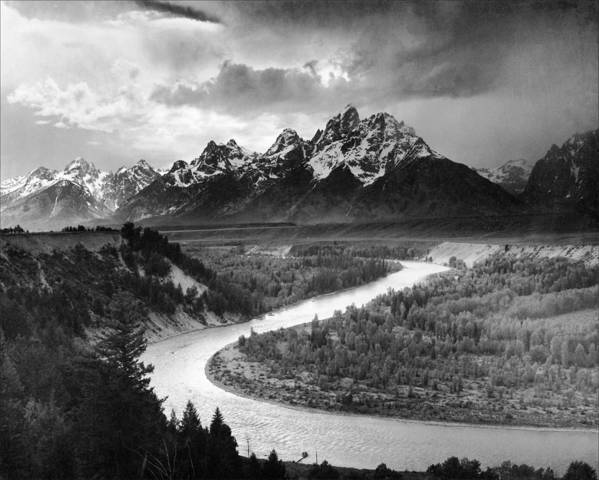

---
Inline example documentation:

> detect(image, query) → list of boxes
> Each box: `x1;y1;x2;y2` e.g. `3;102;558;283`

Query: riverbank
206;339;597;430
145;261;595;474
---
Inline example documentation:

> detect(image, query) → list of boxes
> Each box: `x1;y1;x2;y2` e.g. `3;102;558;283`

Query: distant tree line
186;242;397;317
0;225;27;235
61;225;117;232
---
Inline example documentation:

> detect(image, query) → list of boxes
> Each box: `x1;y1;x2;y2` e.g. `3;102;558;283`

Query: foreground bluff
116;106;520;223
522;129;599;217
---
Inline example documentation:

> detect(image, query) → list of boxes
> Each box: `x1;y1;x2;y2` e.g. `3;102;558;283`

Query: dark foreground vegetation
214;254;599;427
0;225;394;479
1;225;596;478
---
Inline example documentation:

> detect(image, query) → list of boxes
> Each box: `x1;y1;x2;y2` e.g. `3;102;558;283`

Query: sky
1;0;597;179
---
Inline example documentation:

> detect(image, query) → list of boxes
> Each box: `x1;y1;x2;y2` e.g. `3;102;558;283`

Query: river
142;261;597;474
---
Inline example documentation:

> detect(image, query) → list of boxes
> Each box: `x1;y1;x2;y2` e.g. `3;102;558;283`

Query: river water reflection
143;261;597;474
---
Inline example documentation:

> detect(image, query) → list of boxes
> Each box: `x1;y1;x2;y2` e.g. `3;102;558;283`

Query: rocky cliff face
522;130;598;216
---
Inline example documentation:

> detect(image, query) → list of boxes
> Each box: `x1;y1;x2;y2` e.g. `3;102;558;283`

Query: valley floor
206;320;597;430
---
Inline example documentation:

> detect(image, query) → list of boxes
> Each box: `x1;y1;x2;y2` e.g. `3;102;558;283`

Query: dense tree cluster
0;243;208;341
185;243;396;317
426;458;596;480
236;254;599;425
61;225;117;232
289;242;427;261
0;292;245;479
0;225;26;234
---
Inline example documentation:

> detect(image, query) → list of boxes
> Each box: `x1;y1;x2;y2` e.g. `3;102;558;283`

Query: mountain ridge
1;158;160;228
2;107;597;230
115;105;521;224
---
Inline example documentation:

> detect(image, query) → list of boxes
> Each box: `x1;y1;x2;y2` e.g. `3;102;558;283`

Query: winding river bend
143;261;597;474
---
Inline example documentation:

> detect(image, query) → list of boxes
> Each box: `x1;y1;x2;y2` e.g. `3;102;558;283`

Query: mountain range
0;158;160;229
1;106;597;230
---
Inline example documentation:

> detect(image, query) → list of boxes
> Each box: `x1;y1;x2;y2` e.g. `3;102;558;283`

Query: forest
1;225;597;478
183;241;401;315
0;225;253;478
218;254;599;427
0;226;395;479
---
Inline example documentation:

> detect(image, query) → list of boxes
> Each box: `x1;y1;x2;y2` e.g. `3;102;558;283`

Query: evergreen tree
179;401;207;479
207;408;240;479
247;452;262;480
263;449;286;479
563;461;597;480
73;292;166;479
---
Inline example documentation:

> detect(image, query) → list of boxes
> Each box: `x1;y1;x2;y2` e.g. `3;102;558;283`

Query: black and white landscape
1;1;598;480
2;108;599;230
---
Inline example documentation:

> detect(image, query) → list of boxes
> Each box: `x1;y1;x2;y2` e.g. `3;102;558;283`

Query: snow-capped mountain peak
1;157;160;218
1;166;58;199
265;129;302;157
65;156;95;173
476;158;533;194
190;139;255;175
308;106;432;185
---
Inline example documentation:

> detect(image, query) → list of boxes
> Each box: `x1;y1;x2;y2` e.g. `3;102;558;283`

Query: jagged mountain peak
314;105;361;149
117;159;153;174
1;156;161;227
64;157;98;174
169;160;188;173
523;129;598;214
362;111;416;139
265;128;302;157
308;106;432;185
29;166;58;179
340;104;360;133
135;158;153;169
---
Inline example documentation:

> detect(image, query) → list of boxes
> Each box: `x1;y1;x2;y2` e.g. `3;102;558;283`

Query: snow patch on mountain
476;158;533;194
1;158;160;214
309;106;437;185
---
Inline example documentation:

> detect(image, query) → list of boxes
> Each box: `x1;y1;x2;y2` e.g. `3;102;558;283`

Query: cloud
7;77;144;133
151;61;352;114
5;74;310;159
133;0;222;24
2;0;597;177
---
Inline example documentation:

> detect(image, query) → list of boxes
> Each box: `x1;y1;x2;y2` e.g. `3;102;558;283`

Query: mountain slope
119;105;521;224
476;159;533;195
523;129;598;216
1;158;160;228
1;180;108;229
6;107;593;229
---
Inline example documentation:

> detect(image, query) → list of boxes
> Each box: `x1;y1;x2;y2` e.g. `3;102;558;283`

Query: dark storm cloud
149;0;596;115
338;0;597;99
151;61;350;112
134;0;221;23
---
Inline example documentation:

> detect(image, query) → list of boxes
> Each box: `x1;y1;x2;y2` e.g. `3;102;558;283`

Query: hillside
0;227;245;343
0;158;160;230
523;129;599;217
116;105;521;224
476;159;533;195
